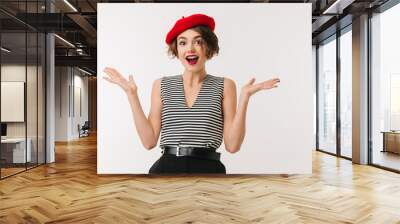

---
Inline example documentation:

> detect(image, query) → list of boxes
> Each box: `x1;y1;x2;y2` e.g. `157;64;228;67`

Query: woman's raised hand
103;67;138;95
241;77;280;98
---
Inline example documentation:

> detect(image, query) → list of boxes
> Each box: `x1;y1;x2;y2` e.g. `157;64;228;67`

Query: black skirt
149;153;226;174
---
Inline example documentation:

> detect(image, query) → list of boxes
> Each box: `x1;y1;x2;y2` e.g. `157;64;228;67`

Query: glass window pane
371;3;400;171
340;29;352;158
318;37;337;154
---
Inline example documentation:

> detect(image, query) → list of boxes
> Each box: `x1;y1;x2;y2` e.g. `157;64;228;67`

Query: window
318;36;337;154
371;2;400;171
340;28;352;158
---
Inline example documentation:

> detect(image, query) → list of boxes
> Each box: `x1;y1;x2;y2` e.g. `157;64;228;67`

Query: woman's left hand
241;77;280;98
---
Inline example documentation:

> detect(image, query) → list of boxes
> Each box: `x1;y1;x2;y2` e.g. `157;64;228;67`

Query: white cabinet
1;138;32;163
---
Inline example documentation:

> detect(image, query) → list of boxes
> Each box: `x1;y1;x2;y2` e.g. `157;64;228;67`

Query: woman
103;14;280;174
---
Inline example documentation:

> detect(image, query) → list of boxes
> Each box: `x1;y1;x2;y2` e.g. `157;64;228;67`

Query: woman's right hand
103;67;138;96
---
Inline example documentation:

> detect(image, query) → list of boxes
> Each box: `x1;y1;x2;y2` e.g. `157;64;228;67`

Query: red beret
165;14;215;44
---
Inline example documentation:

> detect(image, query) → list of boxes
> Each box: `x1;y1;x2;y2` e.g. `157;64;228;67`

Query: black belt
161;146;221;161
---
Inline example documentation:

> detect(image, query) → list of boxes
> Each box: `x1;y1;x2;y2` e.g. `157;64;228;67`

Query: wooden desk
382;131;400;154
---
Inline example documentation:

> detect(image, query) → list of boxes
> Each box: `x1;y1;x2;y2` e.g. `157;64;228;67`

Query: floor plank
1;134;400;223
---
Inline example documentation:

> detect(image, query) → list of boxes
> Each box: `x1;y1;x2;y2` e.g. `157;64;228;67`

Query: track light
1;47;11;53
63;0;78;12
54;34;75;48
78;67;93;76
322;0;354;15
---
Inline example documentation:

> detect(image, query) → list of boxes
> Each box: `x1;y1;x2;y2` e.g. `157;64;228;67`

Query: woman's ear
207;52;215;60
206;50;212;60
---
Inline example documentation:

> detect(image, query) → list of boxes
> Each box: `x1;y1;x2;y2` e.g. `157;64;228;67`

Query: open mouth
185;55;199;65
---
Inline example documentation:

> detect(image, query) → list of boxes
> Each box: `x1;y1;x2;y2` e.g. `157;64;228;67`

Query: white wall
98;3;313;174
55;67;89;141
55;66;68;141
72;72;89;138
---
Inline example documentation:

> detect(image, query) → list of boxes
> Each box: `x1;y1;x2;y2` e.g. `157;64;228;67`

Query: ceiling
0;0;392;75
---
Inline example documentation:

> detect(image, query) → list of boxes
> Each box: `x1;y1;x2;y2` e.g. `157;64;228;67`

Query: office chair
79;121;90;138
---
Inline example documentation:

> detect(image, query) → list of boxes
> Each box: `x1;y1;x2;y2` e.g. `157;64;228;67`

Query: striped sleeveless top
160;74;224;150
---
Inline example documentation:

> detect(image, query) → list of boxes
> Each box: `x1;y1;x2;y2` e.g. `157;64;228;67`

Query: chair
79;121;90;138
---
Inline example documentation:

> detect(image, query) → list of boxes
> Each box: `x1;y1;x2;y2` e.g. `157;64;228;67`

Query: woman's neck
182;69;207;87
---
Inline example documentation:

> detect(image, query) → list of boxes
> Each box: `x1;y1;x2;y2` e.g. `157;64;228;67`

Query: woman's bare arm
222;78;244;153
223;77;280;153
103;67;162;150
126;79;162;149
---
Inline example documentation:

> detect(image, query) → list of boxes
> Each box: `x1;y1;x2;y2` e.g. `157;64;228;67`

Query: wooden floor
1;163;45;178
1;134;400;223
373;151;400;171
0;167;26;178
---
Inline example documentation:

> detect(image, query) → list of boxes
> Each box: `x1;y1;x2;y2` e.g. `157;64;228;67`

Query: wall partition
0;1;46;179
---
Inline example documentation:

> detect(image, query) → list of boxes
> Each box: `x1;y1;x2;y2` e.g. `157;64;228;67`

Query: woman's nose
188;42;195;51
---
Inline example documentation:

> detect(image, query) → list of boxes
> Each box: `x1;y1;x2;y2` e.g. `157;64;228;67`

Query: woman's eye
179;41;186;46
195;40;203;45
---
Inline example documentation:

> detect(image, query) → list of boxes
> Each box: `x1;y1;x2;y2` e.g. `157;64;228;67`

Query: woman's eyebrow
178;35;202;40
